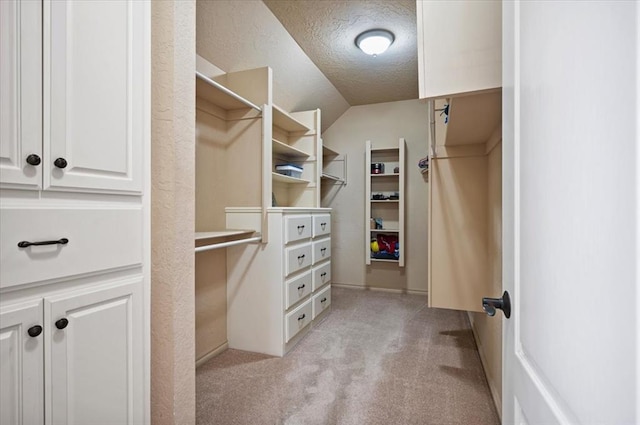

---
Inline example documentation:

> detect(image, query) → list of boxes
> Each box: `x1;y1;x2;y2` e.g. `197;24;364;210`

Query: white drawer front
285;299;312;342
312;238;331;264
284;215;312;244
312;214;331;238
285;270;312;310
285;243;312;276
313;286;331;319
312;261;331;292
1;207;142;288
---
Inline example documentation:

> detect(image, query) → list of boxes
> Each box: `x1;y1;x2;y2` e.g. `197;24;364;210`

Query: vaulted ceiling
263;0;419;106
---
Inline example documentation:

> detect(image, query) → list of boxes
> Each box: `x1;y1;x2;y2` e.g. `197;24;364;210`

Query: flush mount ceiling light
355;29;395;57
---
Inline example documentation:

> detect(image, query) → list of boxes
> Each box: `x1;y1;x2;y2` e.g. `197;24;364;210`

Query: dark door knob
27;325;43;337
55;318;69;329
482;291;511;318
54;158;67;169
26;154;41;166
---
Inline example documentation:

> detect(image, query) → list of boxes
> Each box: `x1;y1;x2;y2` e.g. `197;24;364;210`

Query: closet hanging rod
429;99;437;158
195;71;262;112
195;235;262;253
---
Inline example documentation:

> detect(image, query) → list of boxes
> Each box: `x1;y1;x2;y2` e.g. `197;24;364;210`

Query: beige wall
469;141;503;414
322;99;430;293
151;1;196;424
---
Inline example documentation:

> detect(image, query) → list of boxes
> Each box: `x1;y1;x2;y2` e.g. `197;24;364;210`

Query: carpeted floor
196;287;500;425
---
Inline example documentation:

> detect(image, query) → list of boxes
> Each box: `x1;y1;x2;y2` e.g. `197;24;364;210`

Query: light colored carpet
196;287;500;425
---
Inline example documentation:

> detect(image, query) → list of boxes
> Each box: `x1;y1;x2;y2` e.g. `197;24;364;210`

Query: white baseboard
467;312;502;420
195;341;229;369
331;283;427;296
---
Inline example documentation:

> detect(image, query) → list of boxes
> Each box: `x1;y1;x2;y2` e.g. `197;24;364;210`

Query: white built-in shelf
323;145;339;157
272;138;310;159
195;71;261;112
272;105;312;133
370;229;400;233
272;172;311;185
321;173;344;183
370;200;400;203
370;173;399;178
370;258;399;263
370;147;399;154
195;229;256;243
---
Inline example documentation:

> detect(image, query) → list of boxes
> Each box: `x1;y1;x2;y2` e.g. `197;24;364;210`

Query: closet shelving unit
365;139;406;267
270;105;321;208
195;63;268;249
321;145;347;184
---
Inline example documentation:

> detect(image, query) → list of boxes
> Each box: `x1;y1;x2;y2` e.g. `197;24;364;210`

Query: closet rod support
195;71;262;112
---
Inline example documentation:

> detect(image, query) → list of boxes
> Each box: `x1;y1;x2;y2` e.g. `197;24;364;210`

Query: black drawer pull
297;284;306;290
320;248;327;253
54;157;67;169
55;318;68;330
321;297;327;303
297;254;305;260
321;272;327;278
28;325;43;337
26;154;41;166
321;222;326;230
18;238;69;248
297;313;306;321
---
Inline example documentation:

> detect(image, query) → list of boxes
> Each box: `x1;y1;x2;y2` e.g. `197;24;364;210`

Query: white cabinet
365;139;406;267
416;0;501;99
1;0;145;194
0;0;149;423
0;278;143;425
0;300;44;425
226;208;331;356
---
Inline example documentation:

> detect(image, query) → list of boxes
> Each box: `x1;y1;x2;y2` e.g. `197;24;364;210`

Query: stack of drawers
225;207;332;356
283;212;332;343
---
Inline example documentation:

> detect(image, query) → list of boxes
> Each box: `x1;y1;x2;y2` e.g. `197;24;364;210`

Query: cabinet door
0;0;42;189
46;277;143;425
44;0;147;194
0;299;44;425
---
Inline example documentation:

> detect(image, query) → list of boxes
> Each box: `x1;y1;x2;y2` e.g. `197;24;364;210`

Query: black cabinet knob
54;158;67;169
27;325;43;337
26;154;41;166
55;318;69;329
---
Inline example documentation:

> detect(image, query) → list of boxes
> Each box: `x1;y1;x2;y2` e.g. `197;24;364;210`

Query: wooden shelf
272;105;312;133
323;145;339;157
272;172;311;185
370;173;399;178
370;200;399;203
370;229;400;233
195;229;255;241
321;173;344;183
272;138;310;159
370;258;399;263
195;71;261;112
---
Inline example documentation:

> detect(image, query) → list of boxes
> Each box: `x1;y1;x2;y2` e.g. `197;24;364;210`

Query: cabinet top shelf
272;105;312;133
195;71;261;112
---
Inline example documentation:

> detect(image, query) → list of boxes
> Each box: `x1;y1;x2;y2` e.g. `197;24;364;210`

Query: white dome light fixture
355;29;395;57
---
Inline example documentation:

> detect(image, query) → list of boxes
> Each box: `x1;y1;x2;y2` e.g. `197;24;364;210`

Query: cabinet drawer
312;214;331;238
312;261;331;291
313;285;331;319
285;299;312;343
284;215;312;244
0;207;142;288
285;243;312;276
285;270;312;310
312;238;331;264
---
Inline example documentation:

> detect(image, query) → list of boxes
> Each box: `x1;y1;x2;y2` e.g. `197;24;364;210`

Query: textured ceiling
263;0;418;106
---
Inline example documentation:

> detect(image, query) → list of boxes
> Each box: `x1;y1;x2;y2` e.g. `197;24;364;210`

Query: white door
45;277;143;425
44;0;145;194
0;0;42;189
503;1;638;423
0;299;44;425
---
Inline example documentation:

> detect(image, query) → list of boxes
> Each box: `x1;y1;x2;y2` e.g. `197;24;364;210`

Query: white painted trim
467;312;502;420
195;342;229;369
331;283;427;296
